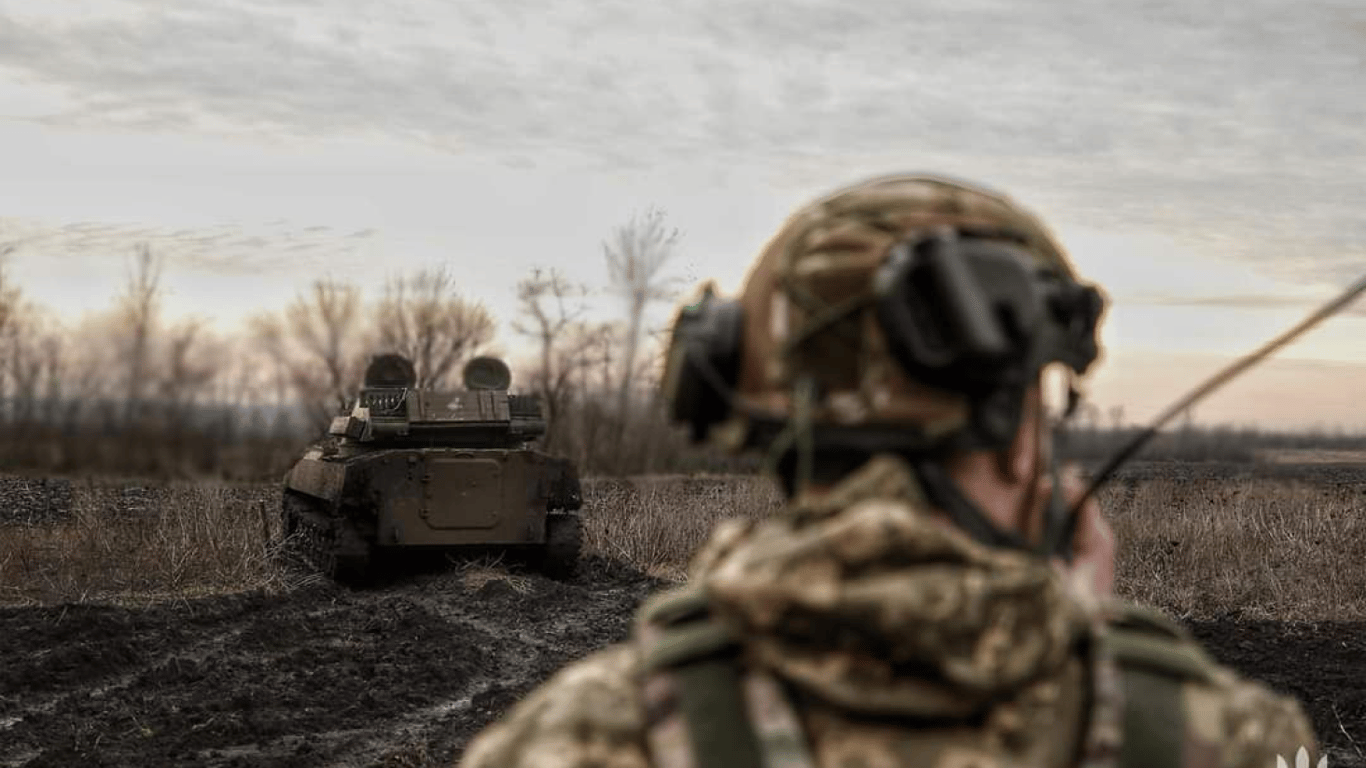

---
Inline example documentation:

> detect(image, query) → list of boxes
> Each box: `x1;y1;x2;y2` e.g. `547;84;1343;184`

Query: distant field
3;461;1364;615
1258;448;1366;464
583;464;1366;621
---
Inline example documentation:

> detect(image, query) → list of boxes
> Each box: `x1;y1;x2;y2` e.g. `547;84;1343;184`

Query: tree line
3;210;1362;481
0;209;764;479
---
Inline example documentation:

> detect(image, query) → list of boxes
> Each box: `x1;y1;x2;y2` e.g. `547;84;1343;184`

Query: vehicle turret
328;355;547;449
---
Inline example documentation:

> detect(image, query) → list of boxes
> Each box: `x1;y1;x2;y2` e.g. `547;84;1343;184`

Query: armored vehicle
281;353;583;584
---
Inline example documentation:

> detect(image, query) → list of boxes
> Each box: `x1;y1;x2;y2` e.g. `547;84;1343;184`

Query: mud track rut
0;557;661;768
5;571;1364;768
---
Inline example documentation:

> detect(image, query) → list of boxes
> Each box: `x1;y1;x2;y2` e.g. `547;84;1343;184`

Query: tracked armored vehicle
281;354;583;584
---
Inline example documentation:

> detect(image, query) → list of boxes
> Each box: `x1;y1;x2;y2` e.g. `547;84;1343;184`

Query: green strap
1107;601;1200;644
638;585;810;768
1116;666;1185;768
639;584;714;627
1108;631;1214;684
673;654;766;768
1104;604;1217;768
642;621;741;671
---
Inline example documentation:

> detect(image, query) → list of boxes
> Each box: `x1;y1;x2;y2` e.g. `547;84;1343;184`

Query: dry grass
1102;478;1366;621
456;555;536;595
0;481;297;606
580;474;785;581
583;471;1366;621
4;468;1362;621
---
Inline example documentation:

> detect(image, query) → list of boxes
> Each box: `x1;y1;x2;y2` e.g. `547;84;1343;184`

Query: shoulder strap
635;584;815;768
1102;601;1219;768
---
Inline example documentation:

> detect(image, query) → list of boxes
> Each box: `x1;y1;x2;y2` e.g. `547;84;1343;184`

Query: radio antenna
1068;271;1366;522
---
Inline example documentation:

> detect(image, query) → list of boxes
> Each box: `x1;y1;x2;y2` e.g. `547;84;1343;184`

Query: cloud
1;2;1359;167
1126;291;1366;317
0;2;689;167
0;0;1362;286
0;216;373;276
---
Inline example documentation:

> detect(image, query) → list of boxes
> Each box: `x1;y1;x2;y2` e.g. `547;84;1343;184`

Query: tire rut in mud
0;556;662;768
3;556;1362;768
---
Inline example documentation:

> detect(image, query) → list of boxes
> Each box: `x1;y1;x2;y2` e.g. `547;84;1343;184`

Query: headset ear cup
664;293;744;441
875;239;956;383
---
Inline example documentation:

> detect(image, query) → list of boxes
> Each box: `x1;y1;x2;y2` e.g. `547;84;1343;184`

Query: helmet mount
664;225;1106;561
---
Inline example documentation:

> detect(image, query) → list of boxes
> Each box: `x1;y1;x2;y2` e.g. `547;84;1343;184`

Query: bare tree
577;322;627;470
250;313;312;420
251;278;368;430
292;279;365;413
374;265;496;389
5;305;49;425
217;339;274;412
639;323;679;389
159;319;217;417
116;243;163;423
38;329;65;425
0;243;18;340
1109;405;1125;431
512;267;615;450
65;312;119;406
0;267;11;420
603;207;682;439
0;243;68;436
0;244;24;423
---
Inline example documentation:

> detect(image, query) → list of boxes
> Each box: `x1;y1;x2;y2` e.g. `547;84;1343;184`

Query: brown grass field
1;461;1363;767
4;466;1364;620
586;464;1366;622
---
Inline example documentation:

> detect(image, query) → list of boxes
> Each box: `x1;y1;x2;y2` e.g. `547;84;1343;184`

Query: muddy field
2;466;1364;768
0;556;662;768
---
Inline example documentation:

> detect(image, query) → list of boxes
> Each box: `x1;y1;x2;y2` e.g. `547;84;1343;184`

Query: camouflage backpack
633;581;1238;768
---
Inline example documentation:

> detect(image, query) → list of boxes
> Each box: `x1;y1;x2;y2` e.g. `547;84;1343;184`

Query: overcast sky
1;0;1363;429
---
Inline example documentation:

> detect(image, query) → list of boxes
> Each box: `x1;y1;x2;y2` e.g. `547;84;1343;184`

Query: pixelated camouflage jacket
457;455;1319;768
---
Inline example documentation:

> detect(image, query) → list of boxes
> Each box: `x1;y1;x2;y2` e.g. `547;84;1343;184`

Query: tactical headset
666;227;1106;560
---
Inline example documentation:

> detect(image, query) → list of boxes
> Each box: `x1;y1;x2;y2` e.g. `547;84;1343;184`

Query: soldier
458;173;1319;768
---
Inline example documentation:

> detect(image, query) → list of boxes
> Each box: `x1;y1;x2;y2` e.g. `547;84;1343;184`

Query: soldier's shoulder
1104;600;1319;768
457;642;650;768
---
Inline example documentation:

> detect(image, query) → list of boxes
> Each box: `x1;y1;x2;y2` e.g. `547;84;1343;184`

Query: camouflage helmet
663;172;1106;458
